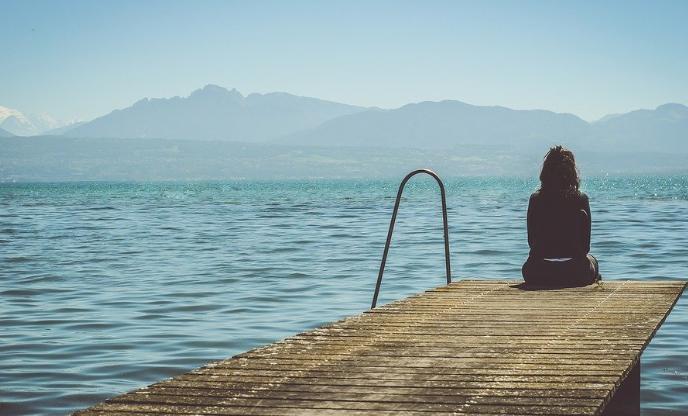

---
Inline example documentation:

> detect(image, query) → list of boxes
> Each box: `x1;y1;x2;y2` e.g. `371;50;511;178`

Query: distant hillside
283;102;688;153
2;136;687;182
44;121;86;136
282;100;590;150
0;127;14;137
64;85;365;141
589;103;688;151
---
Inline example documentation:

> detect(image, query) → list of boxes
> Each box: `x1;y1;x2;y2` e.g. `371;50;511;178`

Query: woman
522;145;601;287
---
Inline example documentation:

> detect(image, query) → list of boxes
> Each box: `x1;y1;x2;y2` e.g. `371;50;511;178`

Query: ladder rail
371;169;452;309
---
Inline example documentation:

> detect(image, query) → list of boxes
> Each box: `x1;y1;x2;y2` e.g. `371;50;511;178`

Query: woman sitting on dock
522;145;601;287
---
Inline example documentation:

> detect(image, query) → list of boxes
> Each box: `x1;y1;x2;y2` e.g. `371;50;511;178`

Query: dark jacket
527;190;591;259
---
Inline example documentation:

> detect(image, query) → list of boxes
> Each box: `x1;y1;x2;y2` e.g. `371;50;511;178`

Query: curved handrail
371;169;452;309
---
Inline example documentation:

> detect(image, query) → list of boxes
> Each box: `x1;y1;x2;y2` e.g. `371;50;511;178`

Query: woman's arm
581;194;591;254
527;194;536;253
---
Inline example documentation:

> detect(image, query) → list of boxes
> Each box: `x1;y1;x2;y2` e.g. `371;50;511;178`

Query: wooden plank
167;373;620;388
74;280;686;416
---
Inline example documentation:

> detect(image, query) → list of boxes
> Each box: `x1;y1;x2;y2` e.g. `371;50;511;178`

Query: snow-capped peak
0;106;29;124
0;105;68;136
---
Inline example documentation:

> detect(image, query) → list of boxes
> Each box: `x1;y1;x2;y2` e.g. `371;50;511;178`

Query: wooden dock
75;279;685;416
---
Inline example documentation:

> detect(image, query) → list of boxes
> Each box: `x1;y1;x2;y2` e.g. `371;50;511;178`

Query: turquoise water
1;176;687;415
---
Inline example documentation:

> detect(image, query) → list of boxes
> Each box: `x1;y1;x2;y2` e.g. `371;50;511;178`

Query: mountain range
283;100;590;150
4;85;686;181
0;106;69;136
285;101;688;152
53;85;688;153
3;85;687;153
62;85;365;142
587;103;688;151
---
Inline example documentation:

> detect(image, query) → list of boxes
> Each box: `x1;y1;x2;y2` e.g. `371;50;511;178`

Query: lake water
1;176;687;415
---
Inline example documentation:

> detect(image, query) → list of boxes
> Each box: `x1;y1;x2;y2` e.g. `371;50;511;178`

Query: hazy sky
2;0;687;122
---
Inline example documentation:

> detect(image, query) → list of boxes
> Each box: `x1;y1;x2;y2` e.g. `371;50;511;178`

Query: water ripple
0;176;686;415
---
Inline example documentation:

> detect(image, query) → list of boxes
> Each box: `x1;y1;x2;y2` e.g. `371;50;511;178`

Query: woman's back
527;190;591;259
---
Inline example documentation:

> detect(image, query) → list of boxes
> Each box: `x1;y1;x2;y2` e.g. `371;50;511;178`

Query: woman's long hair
539;145;580;197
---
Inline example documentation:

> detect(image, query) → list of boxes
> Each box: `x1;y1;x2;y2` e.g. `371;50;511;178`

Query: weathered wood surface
75;280;686;416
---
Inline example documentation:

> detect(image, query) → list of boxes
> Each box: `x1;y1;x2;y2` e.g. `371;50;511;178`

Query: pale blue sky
2;0;687;122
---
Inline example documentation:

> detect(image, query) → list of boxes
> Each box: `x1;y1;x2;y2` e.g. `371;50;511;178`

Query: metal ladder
371;169;452;309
